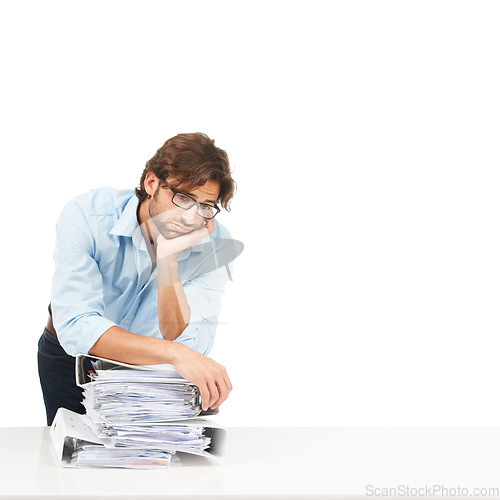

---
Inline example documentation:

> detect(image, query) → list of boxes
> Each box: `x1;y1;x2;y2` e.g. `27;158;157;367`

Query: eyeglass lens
173;192;217;218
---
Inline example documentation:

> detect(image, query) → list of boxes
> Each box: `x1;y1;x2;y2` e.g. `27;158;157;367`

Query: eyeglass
159;179;220;219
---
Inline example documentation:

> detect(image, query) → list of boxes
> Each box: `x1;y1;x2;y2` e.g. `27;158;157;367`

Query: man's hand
170;342;232;411
156;218;216;261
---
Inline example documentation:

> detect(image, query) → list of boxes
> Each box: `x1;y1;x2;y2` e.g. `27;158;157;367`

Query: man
38;132;238;426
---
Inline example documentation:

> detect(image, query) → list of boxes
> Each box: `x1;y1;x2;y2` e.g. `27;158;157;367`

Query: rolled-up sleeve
51;200;117;356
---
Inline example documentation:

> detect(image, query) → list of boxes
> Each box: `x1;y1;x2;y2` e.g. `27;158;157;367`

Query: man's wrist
163;339;184;365
166;253;180;267
157;254;181;286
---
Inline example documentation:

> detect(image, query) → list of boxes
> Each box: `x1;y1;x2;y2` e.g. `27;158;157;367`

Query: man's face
148;178;220;239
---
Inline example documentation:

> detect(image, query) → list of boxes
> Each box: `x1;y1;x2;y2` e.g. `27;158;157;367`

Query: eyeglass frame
158;178;221;219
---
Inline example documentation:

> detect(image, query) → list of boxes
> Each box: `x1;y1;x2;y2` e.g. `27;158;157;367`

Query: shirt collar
109;195;140;238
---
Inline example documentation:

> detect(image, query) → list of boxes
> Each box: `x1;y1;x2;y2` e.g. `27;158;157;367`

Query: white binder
75;353;220;418
50;408;227;467
49;354;227;468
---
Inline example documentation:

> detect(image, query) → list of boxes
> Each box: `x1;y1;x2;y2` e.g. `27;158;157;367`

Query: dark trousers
37;327;90;426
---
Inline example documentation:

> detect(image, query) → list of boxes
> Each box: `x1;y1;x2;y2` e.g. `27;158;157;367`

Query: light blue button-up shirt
51;187;233;357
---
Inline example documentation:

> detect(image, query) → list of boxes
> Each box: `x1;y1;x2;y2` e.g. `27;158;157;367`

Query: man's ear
144;172;160;198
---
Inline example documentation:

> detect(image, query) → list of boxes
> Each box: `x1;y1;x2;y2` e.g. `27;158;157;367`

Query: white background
0;1;499;427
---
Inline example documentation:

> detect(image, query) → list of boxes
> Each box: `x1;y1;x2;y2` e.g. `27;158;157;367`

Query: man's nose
181;204;200;224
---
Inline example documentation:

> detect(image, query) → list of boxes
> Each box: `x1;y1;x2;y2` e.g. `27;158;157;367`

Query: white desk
1;426;500;499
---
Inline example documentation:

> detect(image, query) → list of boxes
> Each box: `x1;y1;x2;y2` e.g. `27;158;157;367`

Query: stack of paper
83;369;201;423
70;445;181;469
49;355;226;469
98;422;211;453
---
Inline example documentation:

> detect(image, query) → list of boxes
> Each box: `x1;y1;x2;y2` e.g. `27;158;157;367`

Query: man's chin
154;220;195;239
159;228;194;240
160;231;183;240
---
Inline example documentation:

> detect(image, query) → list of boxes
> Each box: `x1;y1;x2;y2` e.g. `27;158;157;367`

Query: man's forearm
157;255;191;341
88;325;179;365
88;325;232;411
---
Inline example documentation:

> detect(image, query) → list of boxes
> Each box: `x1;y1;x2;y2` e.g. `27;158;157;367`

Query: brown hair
135;133;236;210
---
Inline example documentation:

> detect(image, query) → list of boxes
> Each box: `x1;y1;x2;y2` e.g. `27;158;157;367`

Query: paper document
79;360;203;424
49;355;227;468
51;408;226;468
